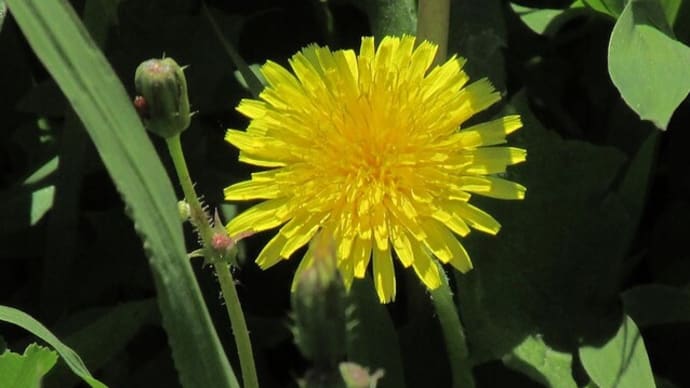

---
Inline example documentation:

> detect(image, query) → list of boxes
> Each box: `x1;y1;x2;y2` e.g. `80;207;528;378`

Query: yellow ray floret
224;35;526;303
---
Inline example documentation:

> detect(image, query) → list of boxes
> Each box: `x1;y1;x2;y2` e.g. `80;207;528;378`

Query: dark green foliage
1;0;689;387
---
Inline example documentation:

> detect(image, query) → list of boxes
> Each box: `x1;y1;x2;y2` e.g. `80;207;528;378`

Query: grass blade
0;305;107;388
6;1;239;387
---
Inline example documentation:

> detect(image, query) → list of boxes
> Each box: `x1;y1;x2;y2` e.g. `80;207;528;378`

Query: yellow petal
280;214;324;258
351;236;372;279
446;201;501;235
236;99;268;119
226;197;291;236
464;176;526;200
261;60;301;89
419;218;473;272
390;222;414;267
465;147;527;174
408;240;442;289
373;242;396;303
224;179;281;201
461;115;522;146
291;248;315;292
256;233;289;269
431;206;471;237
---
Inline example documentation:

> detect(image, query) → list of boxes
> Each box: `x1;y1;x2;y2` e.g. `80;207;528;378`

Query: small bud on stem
134;57;191;138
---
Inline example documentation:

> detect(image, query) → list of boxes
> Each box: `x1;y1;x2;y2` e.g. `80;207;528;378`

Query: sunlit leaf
0;306;107;388
583;0;625;17
608;0;690;130
0;344;58;388
503;335;577;388
580;315;656;388
511;4;565;35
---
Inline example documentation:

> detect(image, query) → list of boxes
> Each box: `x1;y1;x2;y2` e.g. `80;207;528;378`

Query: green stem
430;263;475;388
417;0;450;66
166;134;259;388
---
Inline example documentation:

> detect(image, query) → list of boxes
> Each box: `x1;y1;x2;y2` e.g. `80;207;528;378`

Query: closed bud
134;57;191;138
339;362;384;388
291;233;347;368
177;200;191;221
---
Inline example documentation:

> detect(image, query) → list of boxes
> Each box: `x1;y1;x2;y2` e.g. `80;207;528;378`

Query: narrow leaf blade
6;1;239;387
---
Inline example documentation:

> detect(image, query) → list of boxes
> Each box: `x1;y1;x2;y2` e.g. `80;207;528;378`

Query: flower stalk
418;3;476;387
430;262;475;388
417;0;450;66
166;135;259;388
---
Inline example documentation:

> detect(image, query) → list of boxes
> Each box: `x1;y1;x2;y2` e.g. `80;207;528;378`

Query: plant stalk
166;134;259;388
430;263;475;388
417;0;450;66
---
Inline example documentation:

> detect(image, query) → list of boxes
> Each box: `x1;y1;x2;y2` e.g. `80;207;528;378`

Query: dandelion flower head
225;35;526;303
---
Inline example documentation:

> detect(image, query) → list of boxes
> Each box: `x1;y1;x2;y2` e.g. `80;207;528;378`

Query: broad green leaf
347;278;406;388
503;335;577;388
622;284;690;327
0;344;58;388
46;300;159;387
583;0;625;17
456;91;630;366
0;305;107;388
511;4;565;35
608;0;690;130
579;315;656;388
6;1;239;387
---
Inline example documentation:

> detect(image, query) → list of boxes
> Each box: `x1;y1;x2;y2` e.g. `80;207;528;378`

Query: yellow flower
225;35;526;303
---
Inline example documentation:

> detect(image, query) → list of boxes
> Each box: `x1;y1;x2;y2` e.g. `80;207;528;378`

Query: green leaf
579;315;656;388
659;0;683;26
6;1;239;387
511;5;565;35
608;0;690;130
503;335;577;388
456;91;630;366
45;300;159;387
0;344;58;388
0;305;106;388
583;0;625;17
347;278;407;388
622;284;690;327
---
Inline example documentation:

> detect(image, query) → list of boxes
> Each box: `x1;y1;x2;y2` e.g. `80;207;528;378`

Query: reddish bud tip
134;95;149;119
211;233;234;251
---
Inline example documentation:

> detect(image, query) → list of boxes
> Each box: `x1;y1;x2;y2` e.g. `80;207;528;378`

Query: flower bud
291;233;347;368
177;200;191;221
134;57;191;138
339;362;384;388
